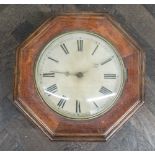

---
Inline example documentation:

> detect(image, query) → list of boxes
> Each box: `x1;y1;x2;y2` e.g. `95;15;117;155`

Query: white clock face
35;31;126;120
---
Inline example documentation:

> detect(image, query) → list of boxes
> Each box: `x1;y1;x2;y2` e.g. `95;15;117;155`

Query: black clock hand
49;71;80;77
50;71;70;76
58;56;114;77
49;56;114;77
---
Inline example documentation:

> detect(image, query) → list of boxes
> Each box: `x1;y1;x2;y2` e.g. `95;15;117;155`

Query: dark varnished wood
14;13;145;141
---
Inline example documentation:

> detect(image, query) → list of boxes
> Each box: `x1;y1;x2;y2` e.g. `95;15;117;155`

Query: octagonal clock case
14;13;145;141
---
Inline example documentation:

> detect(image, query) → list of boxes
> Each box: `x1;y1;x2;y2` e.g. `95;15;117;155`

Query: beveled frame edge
13;99;144;141
13;13;145;141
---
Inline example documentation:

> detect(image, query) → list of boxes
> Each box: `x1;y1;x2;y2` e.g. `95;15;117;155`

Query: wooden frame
14;13;145;141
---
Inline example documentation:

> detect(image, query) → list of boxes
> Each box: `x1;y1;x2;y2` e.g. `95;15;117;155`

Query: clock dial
35;31;126;120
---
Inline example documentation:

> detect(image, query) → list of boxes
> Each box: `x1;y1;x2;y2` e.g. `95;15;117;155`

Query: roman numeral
93;102;99;108
77;40;83;51
99;86;112;95
60;43;69;54
91;45;99;55
101;56;114;65
104;74;116;79
48;57;59;63
42;72;55;77
46;84;57;93
76;100;81;113
57;98;66;108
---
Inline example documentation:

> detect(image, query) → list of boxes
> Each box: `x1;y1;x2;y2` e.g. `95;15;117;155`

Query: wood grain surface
0;4;155;150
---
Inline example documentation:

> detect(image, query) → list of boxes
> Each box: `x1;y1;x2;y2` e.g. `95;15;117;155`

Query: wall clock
14;13;145;141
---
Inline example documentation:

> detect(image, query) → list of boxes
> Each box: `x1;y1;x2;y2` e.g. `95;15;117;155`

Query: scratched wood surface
0;4;155;150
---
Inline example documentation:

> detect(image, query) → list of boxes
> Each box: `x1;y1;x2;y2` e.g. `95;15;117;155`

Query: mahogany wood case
14;13;145;141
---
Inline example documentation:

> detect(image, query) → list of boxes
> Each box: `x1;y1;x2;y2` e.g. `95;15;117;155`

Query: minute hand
100;56;114;65
50;71;70;76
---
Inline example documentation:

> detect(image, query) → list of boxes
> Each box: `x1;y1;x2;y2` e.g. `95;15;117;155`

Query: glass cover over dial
35;31;126;120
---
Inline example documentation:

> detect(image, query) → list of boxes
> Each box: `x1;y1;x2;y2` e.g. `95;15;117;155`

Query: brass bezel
34;30;127;120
